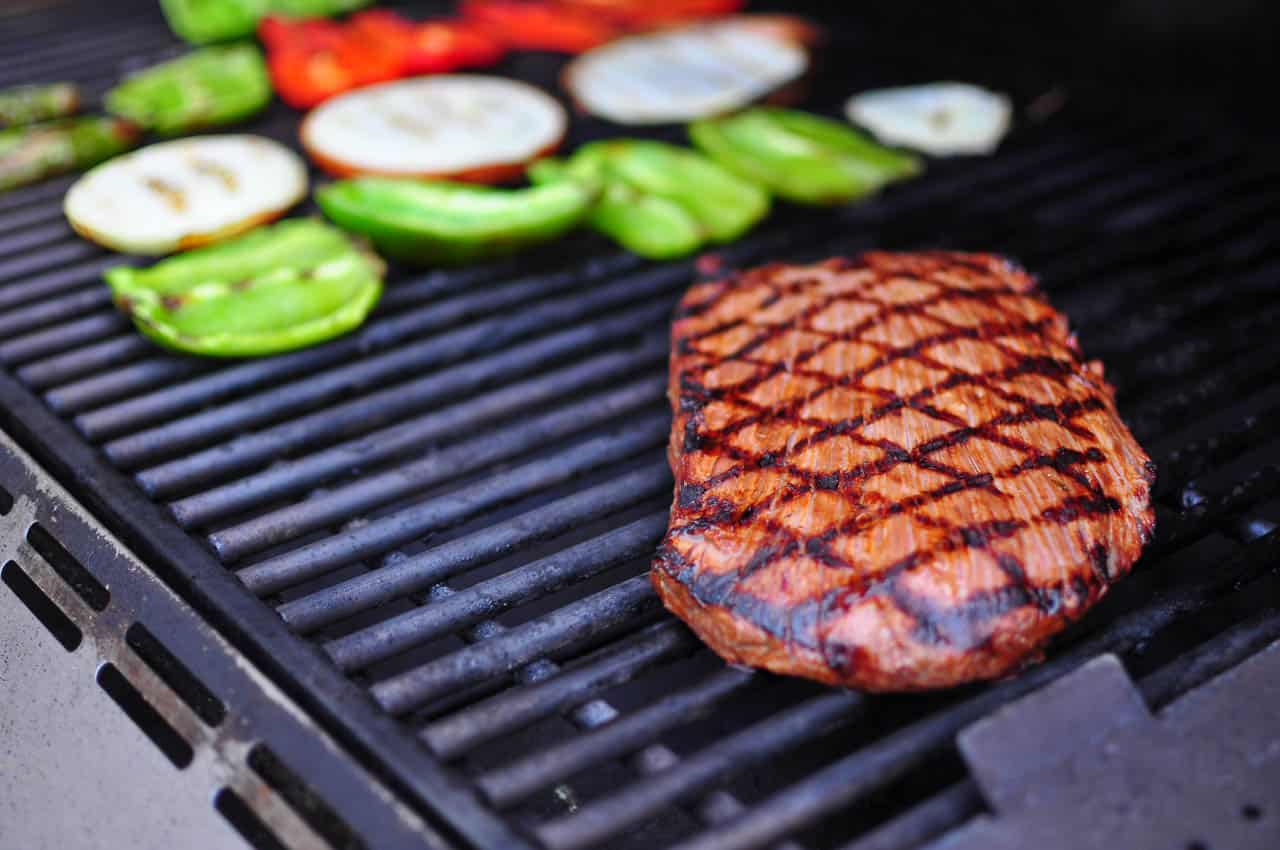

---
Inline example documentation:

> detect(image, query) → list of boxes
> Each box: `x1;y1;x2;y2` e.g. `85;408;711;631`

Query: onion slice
64;135;307;255
301;75;567;182
844;82;1012;156
563;18;809;125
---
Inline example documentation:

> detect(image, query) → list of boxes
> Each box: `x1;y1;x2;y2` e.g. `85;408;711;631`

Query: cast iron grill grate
1;3;1278;849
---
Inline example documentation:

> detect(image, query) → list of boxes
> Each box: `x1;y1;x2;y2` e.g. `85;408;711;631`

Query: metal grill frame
0;371;535;849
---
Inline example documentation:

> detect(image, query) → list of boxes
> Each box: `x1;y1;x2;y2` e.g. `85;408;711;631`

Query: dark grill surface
3;3;1280;850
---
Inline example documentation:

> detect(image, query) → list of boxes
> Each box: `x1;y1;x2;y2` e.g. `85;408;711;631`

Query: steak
652;251;1155;691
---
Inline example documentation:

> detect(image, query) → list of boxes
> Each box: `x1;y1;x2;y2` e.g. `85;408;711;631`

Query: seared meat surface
652;252;1155;691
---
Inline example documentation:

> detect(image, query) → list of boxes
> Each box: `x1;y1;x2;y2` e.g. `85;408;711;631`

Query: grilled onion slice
844;82;1012;157
563;18;809;125
301;75;567;182
64;134;306;255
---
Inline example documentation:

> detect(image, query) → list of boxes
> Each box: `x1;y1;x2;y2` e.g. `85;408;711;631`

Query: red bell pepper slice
262;15;404;109
462;1;620;53
349;9;506;74
555;0;744;27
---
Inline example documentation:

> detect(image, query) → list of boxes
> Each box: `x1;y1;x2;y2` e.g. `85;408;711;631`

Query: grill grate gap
213;787;291;850
95;661;194;769
1;558;82;651
25;521;110;611
246;743;368;850
124;622;226;727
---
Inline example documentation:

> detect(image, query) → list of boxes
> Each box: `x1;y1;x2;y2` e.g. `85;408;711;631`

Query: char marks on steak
652;251;1155;691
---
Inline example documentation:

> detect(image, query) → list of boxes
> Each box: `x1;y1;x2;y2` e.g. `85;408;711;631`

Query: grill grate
2;3;1280;849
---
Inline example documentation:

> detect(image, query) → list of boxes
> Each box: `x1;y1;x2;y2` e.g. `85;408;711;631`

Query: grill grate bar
1124;337;1280;442
839;115;1159;228
371;574;666;716
17;334;155;391
0;200;68;236
422;621;697;759
1031;146;1244;225
1148;385;1280;496
146;313;671;505
277;465;674;634
95;265;692;465
0;279;110;340
0;221;76;261
0;312;133;366
1103;163;1280;232
477;667;754;808
834;782;983;850
644;531;1280;850
0;242;98;289
237;416;669;595
70;251;642;440
0;176;78;215
534;691;865;850
45;356;211;414
161;332;670;524
211;377;668;562
1138;604;1280;709
963;135;1184;218
326;513;670;672
0;255;121;314
0;31;178;89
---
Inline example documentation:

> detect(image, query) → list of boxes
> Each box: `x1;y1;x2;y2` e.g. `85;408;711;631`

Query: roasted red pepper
555;0;743;27
260;15;404;108
261;12;506;108
462;1;620;53
348;10;505;75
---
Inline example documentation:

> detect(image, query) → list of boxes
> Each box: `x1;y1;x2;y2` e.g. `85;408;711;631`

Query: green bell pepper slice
105;45;271;136
529;140;768;260
529;157;702;261
690;107;921;205
106;219;384;358
0;83;79;129
160;0;372;44
315;177;596;266
0;117;138;193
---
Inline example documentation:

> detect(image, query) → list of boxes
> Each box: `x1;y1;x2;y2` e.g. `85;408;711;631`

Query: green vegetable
690;107;921;205
106;219;384;357
105;45;271;135
529;157;701;260
160;0;372;44
0;83;79;128
529;140;768;260
0;117;138;193
316;177;596;266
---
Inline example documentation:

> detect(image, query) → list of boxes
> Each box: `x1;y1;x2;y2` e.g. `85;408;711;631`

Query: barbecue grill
2;2;1279;849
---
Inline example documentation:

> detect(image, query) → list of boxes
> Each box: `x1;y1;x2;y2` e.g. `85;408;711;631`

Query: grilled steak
652;251;1155;691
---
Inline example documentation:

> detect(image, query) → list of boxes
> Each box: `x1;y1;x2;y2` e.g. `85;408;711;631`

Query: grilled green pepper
0;83;79;128
689;107;921;204
529;140;768;260
0;117;138;193
106;219;384;358
529;157;701;260
105;45;271;135
160;0;372;44
315;177;596;266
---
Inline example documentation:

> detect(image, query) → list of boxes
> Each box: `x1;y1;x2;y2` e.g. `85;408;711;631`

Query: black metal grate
2;3;1280;849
